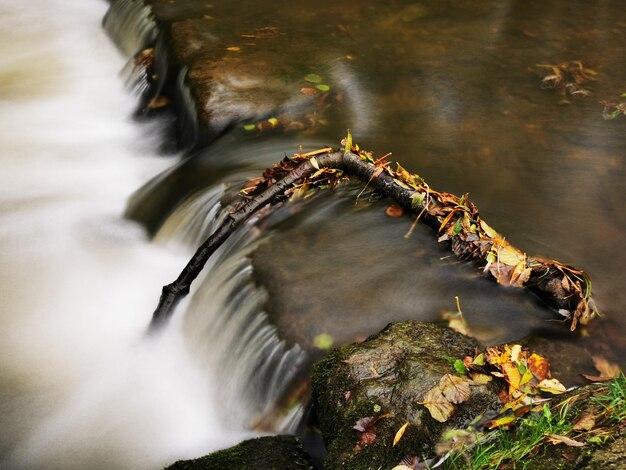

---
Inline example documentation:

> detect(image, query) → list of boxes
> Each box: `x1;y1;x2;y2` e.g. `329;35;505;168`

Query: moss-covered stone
312;321;501;469
164;435;313;470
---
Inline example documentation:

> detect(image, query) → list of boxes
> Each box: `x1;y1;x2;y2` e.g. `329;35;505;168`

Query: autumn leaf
547;434;586;447
487;413;516;429
299;87;318;95
353;416;375;432
423;385;456;423
392;421;409;447
537;378;566;394
502;362;522;395
386;204;404;218
469;372;493;385
582;356;622;382
440;374;471;404
528;353;551;381
572;412;595;431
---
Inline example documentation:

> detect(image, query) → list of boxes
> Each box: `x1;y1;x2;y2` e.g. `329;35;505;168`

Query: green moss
164;435;313;470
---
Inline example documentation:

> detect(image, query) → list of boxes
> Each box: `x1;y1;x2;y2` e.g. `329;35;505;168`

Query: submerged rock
164;435;313;470
312;321;501;469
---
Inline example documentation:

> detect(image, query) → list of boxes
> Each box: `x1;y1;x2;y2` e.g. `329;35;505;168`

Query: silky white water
0;1;250;468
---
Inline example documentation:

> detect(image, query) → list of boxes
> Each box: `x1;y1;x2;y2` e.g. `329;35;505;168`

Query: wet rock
312;321;501;469
164;435;313;470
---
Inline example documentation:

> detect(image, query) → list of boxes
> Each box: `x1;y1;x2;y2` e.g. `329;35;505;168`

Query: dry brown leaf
547;434;586;447
589;356;621;380
423;386;455;423
572;412;595;431
392;421;409;447
439;374;471;404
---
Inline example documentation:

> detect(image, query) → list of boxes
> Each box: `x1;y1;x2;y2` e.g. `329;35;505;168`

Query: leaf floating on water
316;84;330;92
392;421;409;447
267;117;279;127
386;204;403;218
299;87;318;95
242;123;256;131
313;333;334;350
304;73;323;84
582;355;622;381
226;46;241;52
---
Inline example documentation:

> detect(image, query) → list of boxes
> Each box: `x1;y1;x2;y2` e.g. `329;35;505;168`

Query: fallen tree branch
149;144;597;331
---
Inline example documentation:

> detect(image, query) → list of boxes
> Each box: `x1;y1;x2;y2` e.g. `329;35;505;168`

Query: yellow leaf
538;378;566;394
519;368;534;387
495;241;526;267
502;362;522;394
392;421;409;447
469;373;493;385
310;156;320;170
488;414;516;429
226;46;241;52
480;220;499;238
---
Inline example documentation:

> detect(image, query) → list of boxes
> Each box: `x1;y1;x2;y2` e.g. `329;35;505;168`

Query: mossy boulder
312;321;501;469
164;435;313;470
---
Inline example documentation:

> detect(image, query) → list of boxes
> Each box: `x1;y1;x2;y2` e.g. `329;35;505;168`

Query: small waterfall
155;187;309;432
103;0;157;58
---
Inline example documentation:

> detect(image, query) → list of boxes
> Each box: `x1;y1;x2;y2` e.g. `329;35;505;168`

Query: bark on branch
149;147;597;332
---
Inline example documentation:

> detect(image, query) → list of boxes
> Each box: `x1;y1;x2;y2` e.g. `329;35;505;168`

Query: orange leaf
386;204;404;218
299;87;318;95
528;353;551;381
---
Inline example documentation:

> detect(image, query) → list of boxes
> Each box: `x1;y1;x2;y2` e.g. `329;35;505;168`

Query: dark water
129;0;625;365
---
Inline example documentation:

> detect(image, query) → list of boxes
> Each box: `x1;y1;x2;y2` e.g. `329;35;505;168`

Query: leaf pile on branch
534;60;596;97
149;137;598;331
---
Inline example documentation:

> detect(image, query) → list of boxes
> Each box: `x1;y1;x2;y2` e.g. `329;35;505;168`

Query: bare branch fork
149;147;596;332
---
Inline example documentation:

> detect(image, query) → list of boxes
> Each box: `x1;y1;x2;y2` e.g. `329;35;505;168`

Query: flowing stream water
1;0;625;469
0;1;263;468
